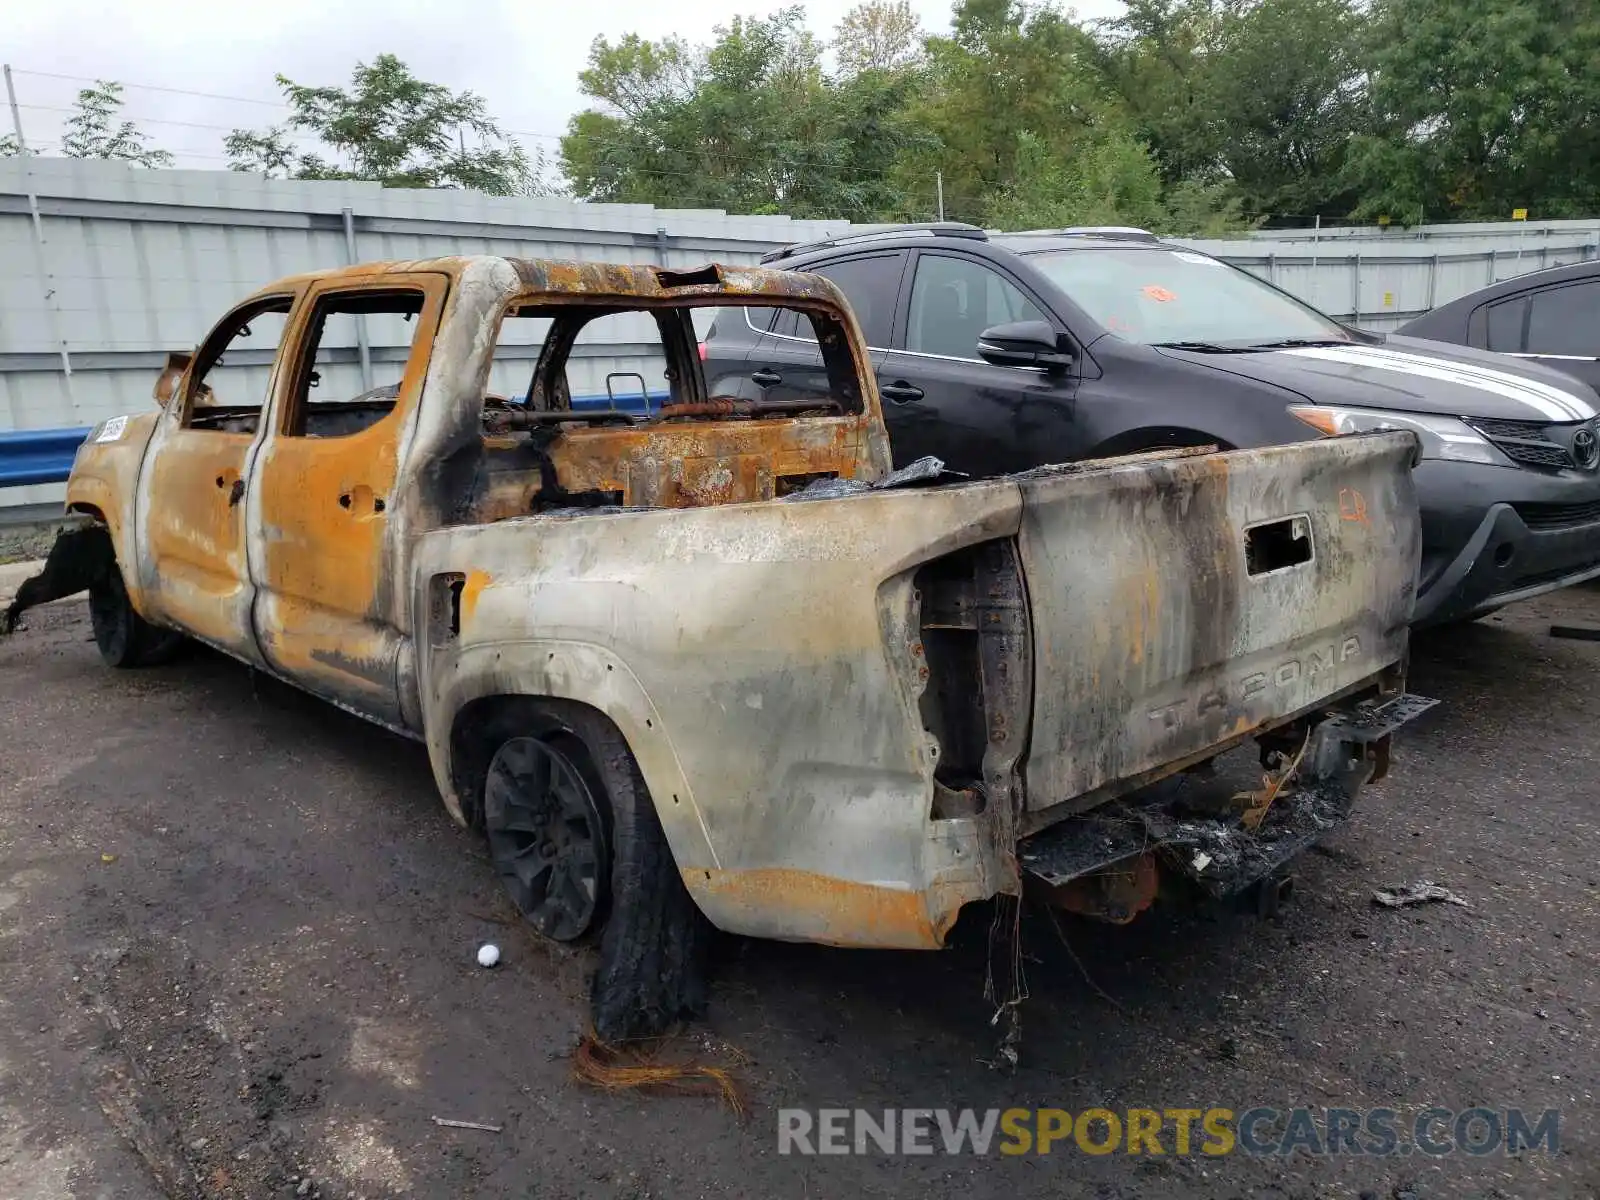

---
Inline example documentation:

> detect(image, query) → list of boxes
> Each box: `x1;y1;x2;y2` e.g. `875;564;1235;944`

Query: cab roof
247;254;857;309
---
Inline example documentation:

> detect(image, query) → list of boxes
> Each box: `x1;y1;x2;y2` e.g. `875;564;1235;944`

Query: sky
4;0;1125;173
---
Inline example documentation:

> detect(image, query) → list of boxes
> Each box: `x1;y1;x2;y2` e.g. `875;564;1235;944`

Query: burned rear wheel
484;736;609;941
471;701;711;1040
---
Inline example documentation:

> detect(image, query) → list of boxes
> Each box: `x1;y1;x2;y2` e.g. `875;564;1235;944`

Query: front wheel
480;702;710;1040
88;566;182;668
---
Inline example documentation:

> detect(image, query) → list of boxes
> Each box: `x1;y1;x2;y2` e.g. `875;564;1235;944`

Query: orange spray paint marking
1339;487;1369;524
1141;285;1178;303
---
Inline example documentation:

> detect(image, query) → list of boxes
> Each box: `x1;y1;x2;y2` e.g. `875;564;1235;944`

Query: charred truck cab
5;255;1434;1039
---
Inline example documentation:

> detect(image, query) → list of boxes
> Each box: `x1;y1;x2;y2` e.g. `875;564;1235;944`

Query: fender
425;638;719;874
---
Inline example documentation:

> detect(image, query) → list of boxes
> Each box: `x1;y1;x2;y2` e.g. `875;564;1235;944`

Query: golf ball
477;943;500;968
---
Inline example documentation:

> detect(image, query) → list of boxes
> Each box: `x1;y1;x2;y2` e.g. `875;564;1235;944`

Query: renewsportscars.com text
777;1106;1561;1158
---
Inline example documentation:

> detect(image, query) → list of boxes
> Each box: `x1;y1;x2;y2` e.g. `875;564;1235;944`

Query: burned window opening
183;295;294;434
498;300;864;422
283;290;426;439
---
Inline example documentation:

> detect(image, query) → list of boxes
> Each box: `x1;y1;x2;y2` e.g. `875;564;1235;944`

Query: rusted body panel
29;253;1429;951
63;411;160;611
412;478;1024;947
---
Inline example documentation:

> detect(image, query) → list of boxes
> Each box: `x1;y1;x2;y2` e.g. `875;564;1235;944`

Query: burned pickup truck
5;255;1433;1039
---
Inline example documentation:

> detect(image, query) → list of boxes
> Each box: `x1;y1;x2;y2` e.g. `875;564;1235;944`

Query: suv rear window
1027;247;1349;346
769;255;900;346
1527;281;1600;356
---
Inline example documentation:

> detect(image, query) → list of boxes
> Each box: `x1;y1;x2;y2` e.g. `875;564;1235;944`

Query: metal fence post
1351;253;1361;324
5;63;79;425
1426;254;1439;309
340;206;373;392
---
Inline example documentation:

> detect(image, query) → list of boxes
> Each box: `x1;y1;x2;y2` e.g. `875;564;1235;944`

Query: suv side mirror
976;320;1074;372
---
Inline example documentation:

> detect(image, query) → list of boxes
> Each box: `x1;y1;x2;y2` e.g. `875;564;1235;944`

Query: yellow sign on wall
1513;208;1529;221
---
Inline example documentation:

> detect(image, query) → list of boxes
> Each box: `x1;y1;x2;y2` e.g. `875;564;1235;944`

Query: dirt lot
1;581;1596;1199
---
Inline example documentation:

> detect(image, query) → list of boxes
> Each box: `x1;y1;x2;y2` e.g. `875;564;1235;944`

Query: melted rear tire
479;700;711;1040
89;566;183;668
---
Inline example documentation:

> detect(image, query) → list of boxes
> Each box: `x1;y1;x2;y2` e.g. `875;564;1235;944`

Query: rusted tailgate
1016;431;1420;814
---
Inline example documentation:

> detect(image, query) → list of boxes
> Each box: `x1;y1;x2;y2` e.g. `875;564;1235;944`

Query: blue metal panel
0;427;90;487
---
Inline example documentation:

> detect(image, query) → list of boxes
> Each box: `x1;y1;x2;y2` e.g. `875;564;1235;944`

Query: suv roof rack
1004;226;1161;243
760;222;988;264
1004;225;1158;241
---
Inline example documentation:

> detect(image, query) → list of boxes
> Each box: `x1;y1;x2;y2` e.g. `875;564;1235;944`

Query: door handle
880;381;924;404
751;369;783;387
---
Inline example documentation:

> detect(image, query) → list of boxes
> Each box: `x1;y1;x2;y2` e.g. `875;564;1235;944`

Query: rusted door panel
1016;432;1420;813
139;428;259;656
251;274;448;727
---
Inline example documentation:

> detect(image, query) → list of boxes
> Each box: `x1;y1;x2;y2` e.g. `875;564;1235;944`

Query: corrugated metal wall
4;157;1599;510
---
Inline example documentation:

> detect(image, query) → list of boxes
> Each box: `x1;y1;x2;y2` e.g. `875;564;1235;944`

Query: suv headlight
1288;404;1508;466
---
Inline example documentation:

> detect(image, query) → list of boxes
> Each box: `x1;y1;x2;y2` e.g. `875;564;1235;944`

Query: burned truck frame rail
5;253;1433;1039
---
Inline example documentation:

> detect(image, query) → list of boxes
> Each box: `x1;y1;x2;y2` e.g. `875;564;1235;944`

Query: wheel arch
1086;425;1236;459
447;693;613;832
425;643;718;877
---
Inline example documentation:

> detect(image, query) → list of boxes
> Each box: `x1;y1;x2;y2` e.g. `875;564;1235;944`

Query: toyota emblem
1574;425;1600;470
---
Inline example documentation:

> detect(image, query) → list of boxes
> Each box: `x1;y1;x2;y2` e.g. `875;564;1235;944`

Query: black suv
703;223;1600;626
1400;259;1600;392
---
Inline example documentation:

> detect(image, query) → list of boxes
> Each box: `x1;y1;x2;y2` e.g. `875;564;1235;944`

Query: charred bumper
1018;693;1437;910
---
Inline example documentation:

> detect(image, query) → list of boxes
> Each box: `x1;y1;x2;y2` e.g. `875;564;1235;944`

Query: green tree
834;0;925;74
904;0;1132;221
1342;0;1600;221
1204;0;1368;220
60;81;174;166
225;54;548;195
562;8;934;220
1095;0;1224;190
985;129;1167;230
2;81;175;166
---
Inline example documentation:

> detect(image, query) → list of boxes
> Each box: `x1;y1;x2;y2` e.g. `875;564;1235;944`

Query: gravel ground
0;524;64;564
0;581;1596;1199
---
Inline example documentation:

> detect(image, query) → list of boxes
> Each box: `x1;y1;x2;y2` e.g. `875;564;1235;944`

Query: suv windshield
1025;247;1352;347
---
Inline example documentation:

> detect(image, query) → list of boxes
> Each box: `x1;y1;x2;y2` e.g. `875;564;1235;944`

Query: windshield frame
1018;245;1371;350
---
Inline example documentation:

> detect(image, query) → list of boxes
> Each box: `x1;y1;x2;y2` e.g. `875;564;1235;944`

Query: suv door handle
880;381;924;404
751;369;782;387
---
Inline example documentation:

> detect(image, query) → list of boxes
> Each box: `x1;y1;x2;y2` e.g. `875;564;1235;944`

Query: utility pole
5;63;79;421
936;172;944;222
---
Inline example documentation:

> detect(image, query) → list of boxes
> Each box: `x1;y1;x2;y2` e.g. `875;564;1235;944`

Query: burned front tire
479;701;711;1041
89;565;182;669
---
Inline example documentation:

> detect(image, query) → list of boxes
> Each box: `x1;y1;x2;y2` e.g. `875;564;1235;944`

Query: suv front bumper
1414;461;1600;626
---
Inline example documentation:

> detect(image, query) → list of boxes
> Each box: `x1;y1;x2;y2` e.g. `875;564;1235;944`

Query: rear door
1475;279;1600;390
879;250;1079;473
747;253;904;407
250;273;448;728
1015;432;1421;813
1520;280;1600;390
